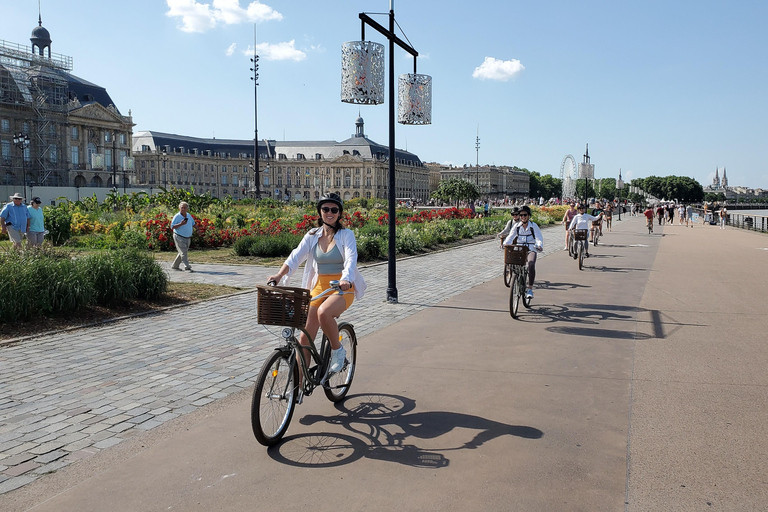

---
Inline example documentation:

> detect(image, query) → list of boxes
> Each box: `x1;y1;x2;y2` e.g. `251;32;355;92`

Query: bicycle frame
273;284;349;394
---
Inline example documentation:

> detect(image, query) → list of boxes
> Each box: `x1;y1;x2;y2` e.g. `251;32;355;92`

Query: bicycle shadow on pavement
524;303;704;340
267;394;543;469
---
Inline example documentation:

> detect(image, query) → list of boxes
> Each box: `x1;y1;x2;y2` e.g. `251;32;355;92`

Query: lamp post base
386;287;398;304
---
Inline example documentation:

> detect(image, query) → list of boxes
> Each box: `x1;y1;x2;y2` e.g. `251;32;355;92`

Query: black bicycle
570;229;589;270
505;245;531;318
251;281;357;446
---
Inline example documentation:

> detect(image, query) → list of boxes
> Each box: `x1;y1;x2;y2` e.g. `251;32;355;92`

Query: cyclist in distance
562;202;577;250
497;206;521;247
644;205;655;232
502;205;544;299
267;193;367;379
568;203;603;257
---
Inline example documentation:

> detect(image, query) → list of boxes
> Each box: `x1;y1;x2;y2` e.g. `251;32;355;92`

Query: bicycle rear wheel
578;242;584;270
324;323;357;402
251;349;298;446
593;230;600;246
503;263;512;287
510;269;521;318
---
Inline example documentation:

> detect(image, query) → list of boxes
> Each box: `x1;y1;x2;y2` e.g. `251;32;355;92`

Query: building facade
132;117;430;202
427;163;530;200
0;18;134;195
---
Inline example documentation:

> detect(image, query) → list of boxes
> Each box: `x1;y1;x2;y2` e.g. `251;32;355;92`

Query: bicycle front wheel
324;323;357;402
503;263;512;287
510;270;521;318
522;270;532;309
251;349;298;446
578;242;584;270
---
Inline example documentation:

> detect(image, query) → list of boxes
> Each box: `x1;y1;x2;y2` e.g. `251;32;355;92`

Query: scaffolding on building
0;39;72;185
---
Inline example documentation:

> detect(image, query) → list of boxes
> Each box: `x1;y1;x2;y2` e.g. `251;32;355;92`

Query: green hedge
0;248;168;322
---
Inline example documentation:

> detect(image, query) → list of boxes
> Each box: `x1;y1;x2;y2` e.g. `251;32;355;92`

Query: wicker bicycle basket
504;245;529;266
573;229;588;241
255;285;311;328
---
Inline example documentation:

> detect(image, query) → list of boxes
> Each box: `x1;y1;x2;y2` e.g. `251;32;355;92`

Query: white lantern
398;73;432;125
341;41;385;105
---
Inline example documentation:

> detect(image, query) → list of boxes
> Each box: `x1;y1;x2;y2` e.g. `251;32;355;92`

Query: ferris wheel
560;154;577;200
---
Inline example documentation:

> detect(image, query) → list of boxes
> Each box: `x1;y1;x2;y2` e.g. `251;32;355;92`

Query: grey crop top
314;242;344;274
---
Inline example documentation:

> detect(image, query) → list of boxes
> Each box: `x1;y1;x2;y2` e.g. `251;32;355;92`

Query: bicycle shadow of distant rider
270;394;543;469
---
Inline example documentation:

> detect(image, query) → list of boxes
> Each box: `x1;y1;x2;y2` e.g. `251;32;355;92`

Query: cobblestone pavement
0;228;562;494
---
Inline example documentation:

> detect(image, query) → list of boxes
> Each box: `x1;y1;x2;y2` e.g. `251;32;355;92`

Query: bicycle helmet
511;206;521;215
519;205;532;215
317;193;343;214
576;203;585;209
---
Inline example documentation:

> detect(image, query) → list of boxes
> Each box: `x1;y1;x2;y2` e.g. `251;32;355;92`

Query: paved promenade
0;228;562;496
2;217;767;511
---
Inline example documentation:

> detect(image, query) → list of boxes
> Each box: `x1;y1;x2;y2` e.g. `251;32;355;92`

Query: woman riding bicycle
569;203;603;257
267;193;366;377
502;205;543;299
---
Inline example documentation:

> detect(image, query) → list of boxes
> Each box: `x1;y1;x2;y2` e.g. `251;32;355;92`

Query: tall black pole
251;43;261;205
386;6;397;303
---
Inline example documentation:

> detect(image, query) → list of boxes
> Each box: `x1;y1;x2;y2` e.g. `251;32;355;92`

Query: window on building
105;132;112;143
71;146;79;166
1;140;11;163
287;175;292;187
105;149;113;169
119;133;127;145
305;176;310;187
232;175;238;186
1;119;10;132
345;175;351;187
355;176;360;187
366;177;371;187
336;176;342;187
222;175;228;185
71;126;79;140
222;165;227;172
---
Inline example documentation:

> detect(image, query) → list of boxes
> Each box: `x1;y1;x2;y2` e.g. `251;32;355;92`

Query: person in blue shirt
1;192;31;250
26;196;45;247
171;201;196;271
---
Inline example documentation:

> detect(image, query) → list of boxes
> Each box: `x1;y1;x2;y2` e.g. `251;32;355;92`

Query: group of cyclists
497;201;612;302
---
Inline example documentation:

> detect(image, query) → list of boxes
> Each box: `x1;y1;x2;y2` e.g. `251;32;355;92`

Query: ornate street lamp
342;1;432;303
250;26;261;202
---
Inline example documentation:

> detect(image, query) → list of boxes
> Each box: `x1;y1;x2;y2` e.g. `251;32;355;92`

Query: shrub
233;235;258;256
44;204;72;245
248;233;302;258
356;232;385;261
395;225;425;255
80;249;168;305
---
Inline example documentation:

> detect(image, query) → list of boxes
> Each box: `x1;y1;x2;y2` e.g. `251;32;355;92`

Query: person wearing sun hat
267;193;366;391
1;193;31;249
27;197;46;247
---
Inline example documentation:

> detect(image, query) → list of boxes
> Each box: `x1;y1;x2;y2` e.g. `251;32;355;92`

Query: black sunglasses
519;213;529;217
321;206;339;214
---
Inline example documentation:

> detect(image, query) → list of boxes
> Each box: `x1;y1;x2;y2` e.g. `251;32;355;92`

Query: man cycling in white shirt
568;203;603;258
502;205;544;299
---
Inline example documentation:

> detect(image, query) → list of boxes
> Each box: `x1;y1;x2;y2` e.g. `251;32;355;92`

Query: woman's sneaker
330;346;346;373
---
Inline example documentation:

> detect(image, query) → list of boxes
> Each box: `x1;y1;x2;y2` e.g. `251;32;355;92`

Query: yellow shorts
310;273;355;310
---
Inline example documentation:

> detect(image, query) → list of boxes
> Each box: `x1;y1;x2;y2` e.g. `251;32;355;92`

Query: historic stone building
0;17;133;195
426;163;530;200
132;117;430;202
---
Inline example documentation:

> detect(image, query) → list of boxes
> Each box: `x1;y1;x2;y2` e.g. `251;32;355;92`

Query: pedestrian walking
26;196;45;247
1;192;31;250
171;201;196;271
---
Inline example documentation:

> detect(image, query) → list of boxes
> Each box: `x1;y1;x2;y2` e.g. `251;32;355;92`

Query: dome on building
30;16;52;56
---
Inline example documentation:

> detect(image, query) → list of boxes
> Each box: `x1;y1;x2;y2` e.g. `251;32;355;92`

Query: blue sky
3;0;767;190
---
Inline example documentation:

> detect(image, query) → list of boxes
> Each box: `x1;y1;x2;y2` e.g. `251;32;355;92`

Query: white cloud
226;43;237;56
472;57;525;81
245;41;306;61
166;0;282;33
